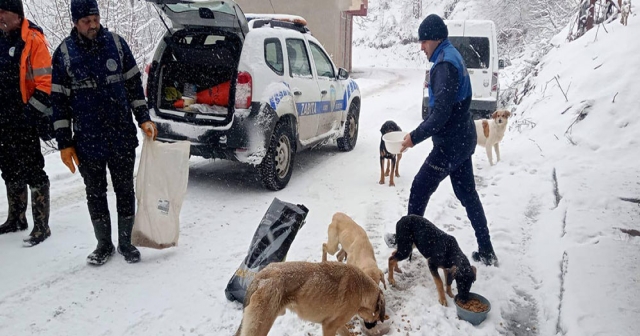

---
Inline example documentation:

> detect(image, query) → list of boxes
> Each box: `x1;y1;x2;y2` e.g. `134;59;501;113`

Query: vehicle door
307;40;342;136
145;0;249;37
285;38;321;141
448;35;493;99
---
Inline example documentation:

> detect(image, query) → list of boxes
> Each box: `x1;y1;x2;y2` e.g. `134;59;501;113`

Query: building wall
235;0;353;70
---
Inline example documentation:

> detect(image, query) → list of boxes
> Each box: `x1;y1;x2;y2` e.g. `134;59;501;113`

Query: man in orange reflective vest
0;0;52;246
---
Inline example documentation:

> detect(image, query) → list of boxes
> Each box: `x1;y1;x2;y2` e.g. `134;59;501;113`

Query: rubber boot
23;181;51;247
472;241;499;267
86;216;115;266
0;183;28;234
117;215;140;263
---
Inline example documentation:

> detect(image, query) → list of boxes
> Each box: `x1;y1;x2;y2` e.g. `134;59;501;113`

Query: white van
422;20;503;120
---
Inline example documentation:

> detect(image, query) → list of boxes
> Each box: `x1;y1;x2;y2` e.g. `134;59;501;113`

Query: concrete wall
235;0;353;70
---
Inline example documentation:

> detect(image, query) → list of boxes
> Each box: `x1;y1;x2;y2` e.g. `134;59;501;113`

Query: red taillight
235;71;252;109
492;72;499;92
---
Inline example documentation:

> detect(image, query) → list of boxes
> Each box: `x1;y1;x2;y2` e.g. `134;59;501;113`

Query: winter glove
141;121;157;141
61;147;80;174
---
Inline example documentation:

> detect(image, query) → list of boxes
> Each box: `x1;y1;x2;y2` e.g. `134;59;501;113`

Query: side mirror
337;68;349;80
498;59;505;69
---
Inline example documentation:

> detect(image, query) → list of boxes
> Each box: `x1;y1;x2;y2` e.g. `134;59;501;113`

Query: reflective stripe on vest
28;96;53;116
54;119;70;130
131;99;146;109
51;84;71;96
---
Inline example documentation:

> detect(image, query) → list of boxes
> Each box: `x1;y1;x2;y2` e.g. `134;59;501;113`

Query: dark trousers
407;147;492;250
0;121;49;187
78;149;136;221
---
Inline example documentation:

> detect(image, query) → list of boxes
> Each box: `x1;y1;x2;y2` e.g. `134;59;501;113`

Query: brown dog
235;261;386;336
322;212;386;289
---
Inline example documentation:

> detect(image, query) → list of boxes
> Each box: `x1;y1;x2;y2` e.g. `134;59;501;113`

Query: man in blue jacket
50;0;157;265
400;14;497;266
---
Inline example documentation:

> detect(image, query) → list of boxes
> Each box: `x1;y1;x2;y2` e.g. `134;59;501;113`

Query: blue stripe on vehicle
296;99;347;116
269;89;292;109
268;80;357;116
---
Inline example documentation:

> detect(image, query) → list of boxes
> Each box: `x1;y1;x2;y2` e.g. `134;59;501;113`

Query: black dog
379;120;402;186
388;215;476;305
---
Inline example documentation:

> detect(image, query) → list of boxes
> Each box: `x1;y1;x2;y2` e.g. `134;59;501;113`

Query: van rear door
146;0;249;35
448;21;494;99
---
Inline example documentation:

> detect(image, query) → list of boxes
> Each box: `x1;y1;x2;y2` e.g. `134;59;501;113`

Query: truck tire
337;102;359;152
258;121;295;191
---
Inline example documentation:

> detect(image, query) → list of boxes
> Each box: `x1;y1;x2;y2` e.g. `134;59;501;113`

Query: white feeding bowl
382;131;409;154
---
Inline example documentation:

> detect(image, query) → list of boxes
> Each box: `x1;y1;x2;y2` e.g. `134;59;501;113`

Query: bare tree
23;0;165;68
412;0;422;19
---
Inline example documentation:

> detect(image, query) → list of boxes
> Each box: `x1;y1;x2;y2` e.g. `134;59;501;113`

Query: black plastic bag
225;198;309;303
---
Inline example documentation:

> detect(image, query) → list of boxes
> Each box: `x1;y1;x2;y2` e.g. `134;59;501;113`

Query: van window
264;38;284;76
449;37;490;69
286;39;312;78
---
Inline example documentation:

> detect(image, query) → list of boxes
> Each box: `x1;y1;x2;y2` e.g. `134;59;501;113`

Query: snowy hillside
352;0;576;68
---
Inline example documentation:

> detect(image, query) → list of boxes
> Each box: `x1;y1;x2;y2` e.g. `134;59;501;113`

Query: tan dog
474;110;511;165
235;261;386;336
322;212;386;289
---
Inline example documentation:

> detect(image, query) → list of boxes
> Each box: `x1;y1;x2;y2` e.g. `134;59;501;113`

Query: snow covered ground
1;13;640;336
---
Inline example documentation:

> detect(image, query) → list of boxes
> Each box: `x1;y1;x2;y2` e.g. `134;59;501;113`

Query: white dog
474;110;511;165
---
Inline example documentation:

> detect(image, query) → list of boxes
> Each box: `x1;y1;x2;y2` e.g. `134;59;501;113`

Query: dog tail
236;278;284;336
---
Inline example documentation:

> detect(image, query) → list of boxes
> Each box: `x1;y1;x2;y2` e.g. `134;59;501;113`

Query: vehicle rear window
264;38;284;76
449;37;490;69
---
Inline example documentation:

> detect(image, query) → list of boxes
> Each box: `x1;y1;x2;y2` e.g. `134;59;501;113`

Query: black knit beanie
71;0;100;22
418;14;448;41
0;0;24;18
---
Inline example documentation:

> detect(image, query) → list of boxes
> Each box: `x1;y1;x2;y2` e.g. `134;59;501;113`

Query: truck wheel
337;102;359;152
259;121;295;191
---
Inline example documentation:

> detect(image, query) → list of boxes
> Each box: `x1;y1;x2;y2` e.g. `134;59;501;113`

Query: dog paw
447;290;455;298
389;183;395;187
384;172;390;177
388;278;397;287
439;297;448;307
378;180;385;185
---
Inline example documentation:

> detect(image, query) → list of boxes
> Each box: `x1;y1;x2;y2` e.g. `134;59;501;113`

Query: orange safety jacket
19;19;52;114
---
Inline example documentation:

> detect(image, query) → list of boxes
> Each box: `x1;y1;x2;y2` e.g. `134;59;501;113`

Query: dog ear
377;292;386;322
504;111;512;118
491;111;498;119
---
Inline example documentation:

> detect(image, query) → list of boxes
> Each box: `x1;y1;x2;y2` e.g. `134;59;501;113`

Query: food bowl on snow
454;292;491;326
